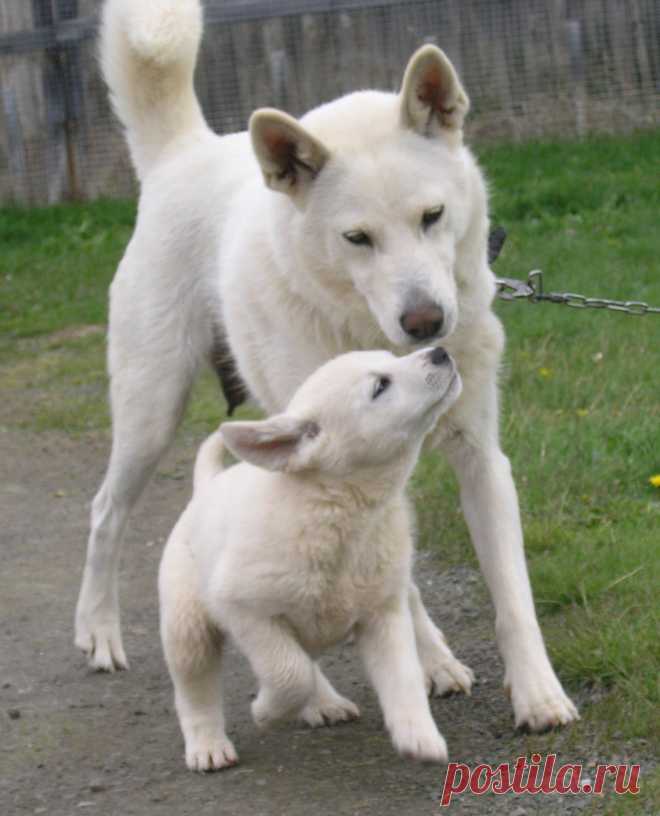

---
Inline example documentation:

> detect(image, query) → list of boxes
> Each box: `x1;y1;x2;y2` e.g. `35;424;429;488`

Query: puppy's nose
429;346;450;366
400;304;444;341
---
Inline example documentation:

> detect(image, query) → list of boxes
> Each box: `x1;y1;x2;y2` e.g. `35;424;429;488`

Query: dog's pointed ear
400;45;469;140
220;415;320;472
249;109;330;196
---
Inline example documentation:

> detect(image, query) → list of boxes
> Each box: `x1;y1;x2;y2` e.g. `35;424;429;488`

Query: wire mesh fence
1;0;659;205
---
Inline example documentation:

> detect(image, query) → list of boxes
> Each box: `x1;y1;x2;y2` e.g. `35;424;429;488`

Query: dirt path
0;429;649;815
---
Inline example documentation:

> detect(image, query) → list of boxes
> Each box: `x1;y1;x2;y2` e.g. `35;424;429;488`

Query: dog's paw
389;711;448;763
300;693;360;728
423;652;474;698
505;669;579;732
75;618;128;672
185;735;238;772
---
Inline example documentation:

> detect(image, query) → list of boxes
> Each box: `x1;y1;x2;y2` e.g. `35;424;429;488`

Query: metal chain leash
495;270;660;315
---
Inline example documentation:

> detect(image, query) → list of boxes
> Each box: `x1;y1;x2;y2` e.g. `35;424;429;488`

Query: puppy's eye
372;376;391;400
343;230;373;247
421;205;444;231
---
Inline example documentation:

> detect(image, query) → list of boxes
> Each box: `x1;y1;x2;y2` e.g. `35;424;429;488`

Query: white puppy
159;346;469;771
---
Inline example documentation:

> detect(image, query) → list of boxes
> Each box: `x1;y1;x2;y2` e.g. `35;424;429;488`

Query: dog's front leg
440;386;579;732
228;613;316;729
357;599;447;762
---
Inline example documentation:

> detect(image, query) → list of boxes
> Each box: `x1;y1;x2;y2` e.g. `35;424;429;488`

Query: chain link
495;270;660;315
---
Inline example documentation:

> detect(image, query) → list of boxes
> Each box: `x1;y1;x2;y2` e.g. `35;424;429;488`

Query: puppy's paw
185;734;238;772
251;690;289;730
389;712;448;763
423;653;474;698
300;693;360;728
506;668;579;732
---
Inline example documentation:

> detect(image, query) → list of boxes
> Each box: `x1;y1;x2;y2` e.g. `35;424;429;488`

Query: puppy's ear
249;109;330;196
220;415;320;472
400;45;469;140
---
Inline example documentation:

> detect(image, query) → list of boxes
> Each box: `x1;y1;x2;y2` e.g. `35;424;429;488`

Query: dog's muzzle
399;303;444;341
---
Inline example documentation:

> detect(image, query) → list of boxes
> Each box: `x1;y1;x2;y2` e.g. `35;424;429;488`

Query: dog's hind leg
75;353;197;671
159;534;237;772
409;582;475;698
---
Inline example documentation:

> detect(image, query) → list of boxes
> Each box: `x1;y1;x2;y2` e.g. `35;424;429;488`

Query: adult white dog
77;0;578;732
160;346;464;770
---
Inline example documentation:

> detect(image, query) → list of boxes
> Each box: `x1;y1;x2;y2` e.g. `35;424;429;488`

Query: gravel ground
0;429;653;815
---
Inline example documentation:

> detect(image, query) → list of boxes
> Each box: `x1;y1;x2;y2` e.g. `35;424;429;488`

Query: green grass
1;134;659;782
415;132;660;765
1;200;135;338
490;132;659;750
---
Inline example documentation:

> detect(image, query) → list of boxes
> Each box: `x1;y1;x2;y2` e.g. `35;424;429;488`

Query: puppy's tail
193;431;226;494
100;0;207;181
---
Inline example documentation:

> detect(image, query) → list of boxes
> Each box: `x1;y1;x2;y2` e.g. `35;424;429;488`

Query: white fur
160;348;464;769
77;0;578;735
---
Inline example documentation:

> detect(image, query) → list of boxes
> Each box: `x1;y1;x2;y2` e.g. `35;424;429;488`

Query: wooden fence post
566;17;586;139
33;0;83;201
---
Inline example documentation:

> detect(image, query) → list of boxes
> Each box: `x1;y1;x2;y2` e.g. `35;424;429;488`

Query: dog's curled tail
193;431;226;494
100;0;206;181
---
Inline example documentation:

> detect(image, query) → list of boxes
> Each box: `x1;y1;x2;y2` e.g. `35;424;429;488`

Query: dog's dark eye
372;376;391;400
421;205;444;231
343;230;373;247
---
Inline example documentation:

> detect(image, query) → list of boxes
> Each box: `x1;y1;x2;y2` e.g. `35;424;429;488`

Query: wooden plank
0;15;96;55
205;0;436;25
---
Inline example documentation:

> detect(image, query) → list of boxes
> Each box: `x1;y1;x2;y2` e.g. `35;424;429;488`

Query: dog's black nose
400;304;444;341
429;346;450;366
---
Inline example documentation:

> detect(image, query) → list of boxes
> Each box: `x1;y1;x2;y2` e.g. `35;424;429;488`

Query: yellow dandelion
538;367;552;379
650;474;660;488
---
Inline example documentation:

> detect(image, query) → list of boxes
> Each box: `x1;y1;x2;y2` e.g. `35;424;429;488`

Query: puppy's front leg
300;664;360;727
229;613;316;728
357;599;448;763
409;582;474;697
